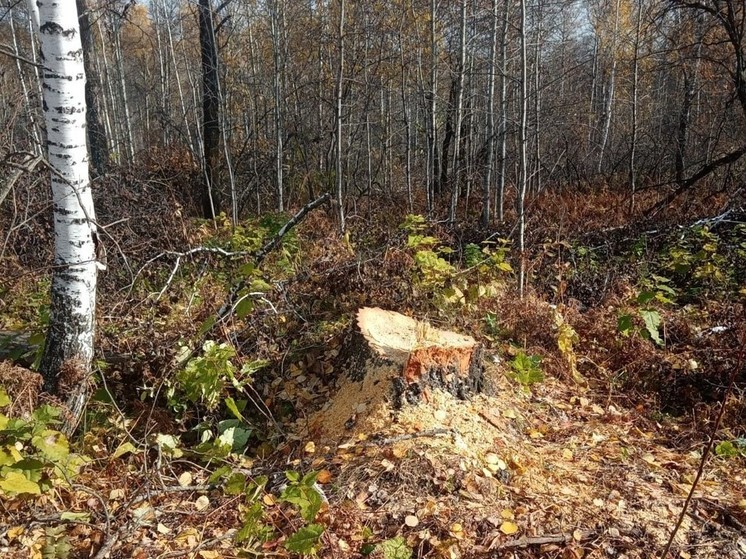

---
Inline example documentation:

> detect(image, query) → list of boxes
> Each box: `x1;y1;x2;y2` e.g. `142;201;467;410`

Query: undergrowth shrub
400;214;511;311
0;388;88;497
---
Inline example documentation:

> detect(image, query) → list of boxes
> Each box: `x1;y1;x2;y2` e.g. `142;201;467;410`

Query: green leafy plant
507;352;544;391
715;438;746;458
401;216;510;309
227;474;274;546
285;523;325;555
42;526;72;559
665;226;727;286
483;312;500;340
464;240;512;275
281;470;324;522
377;536;413;559
618;275;675;347
0;388;88;497
169;341;267;413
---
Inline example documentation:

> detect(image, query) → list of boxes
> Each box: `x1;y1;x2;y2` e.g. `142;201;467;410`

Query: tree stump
344;307;486;408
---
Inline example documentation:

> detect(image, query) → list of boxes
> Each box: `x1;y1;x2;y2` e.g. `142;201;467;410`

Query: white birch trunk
36;0;98;432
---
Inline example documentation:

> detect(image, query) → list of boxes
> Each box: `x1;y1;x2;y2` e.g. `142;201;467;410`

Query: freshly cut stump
351;307;485;407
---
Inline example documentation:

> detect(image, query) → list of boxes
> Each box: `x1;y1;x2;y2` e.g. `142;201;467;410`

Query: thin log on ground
491;530;597;551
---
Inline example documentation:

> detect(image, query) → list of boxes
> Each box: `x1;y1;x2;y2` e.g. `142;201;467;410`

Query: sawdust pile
295;361;746;557
307;362;400;443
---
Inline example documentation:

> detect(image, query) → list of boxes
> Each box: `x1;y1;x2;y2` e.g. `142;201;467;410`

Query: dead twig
696;498;746;533
213;192;331;327
491;530;597;551
0;152;42;209
660;328;746;559
156;532;235;559
364;428;455;446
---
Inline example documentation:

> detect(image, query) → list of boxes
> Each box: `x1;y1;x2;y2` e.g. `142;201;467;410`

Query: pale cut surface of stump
354;307;485;407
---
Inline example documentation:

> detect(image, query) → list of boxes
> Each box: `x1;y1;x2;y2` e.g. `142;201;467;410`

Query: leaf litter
288;356;746;558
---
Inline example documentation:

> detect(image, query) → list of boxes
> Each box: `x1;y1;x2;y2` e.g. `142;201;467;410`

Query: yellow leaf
642;454;659;466
174;527;200;547
500;509;515;520
316;469;332;484
7;526;23;540
499;521;519;535
194;495;210;511
304;441;316;455
562;448;574;461
381;459;395;472
262;494;276;506
392;446;407;458
112;442;138;459
405;515;419;527
485;453;499;465
178;472;193;487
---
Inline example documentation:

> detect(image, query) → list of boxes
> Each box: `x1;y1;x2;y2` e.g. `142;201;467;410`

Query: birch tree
35;0;100;433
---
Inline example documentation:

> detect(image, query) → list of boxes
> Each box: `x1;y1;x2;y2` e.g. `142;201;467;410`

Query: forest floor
0;175;745;559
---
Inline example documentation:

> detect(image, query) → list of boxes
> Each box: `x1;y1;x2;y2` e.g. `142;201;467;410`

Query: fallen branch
92;515;146;559
363;428;456;446
491;530;597;551
696;498;746;533
213;192;331;327
0;152;42;208
646;144;746;218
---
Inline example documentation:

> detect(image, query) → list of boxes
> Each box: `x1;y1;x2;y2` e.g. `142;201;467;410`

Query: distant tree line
1;0;745;223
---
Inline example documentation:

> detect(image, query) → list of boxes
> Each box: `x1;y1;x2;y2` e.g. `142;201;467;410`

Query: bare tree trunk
629;0;642;214
399;27;413;211
152;0;169;146
271;0;285;211
9;12;42;155
532;0;542;193
482;0;498;226
675;69;696;187
166;6;196;157
587;34;598;163
496;0;509;222
199;0;221;218
77;0;109;175
518;0;529;298
96;18;120;162
427;0;438;211
448;0;467;224
336;0;346;232
113;22;135;164
597;0;621;175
